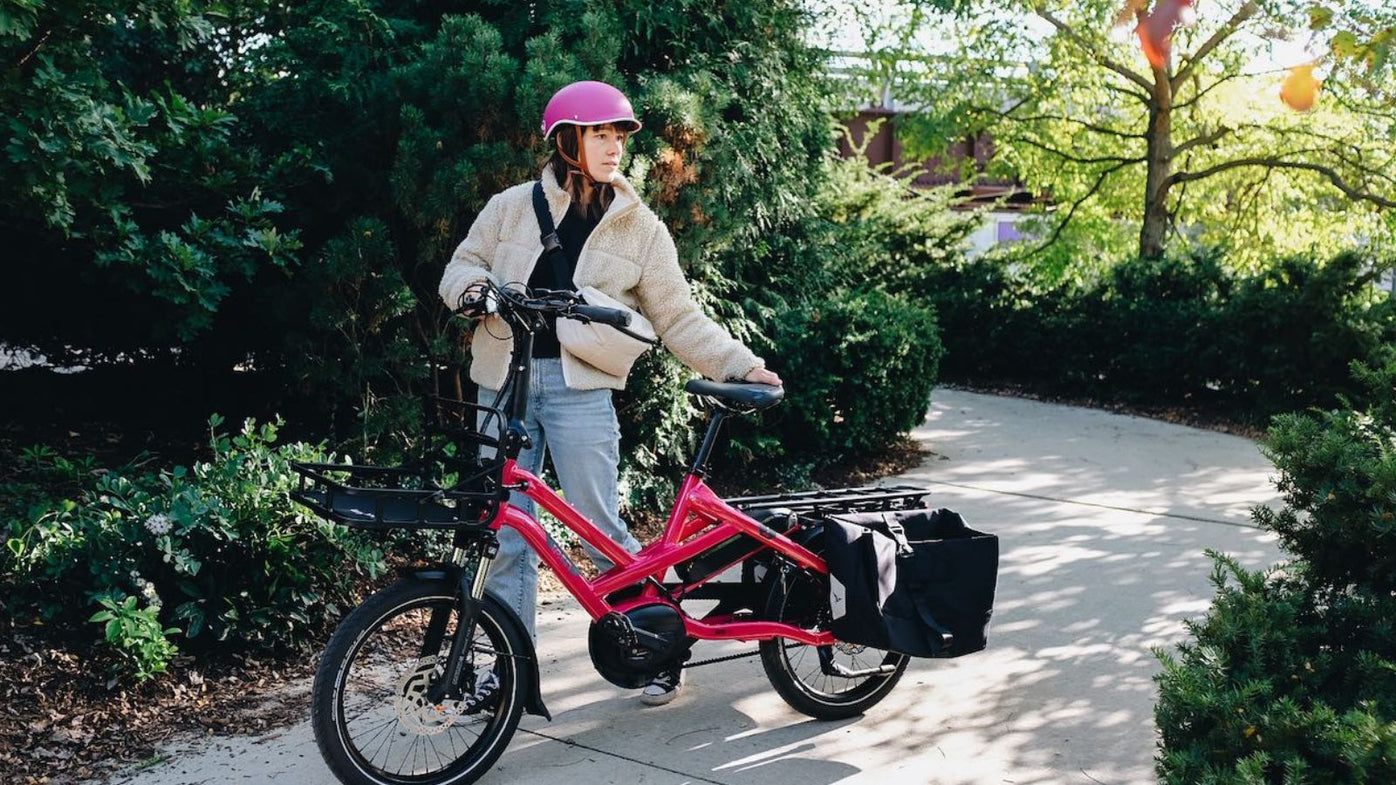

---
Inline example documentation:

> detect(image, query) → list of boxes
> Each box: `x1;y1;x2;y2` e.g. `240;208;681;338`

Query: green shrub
1254;357;1396;595
1213;252;1396;419
924;248;1396;421
1155;556;1396;784
768;288;943;463
89;594;181;683
2;417;386;681
917;253;1085;388
1091;253;1229;401
1156;356;1396;783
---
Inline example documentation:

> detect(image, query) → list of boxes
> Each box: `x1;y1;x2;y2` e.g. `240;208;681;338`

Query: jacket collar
539;163;639;223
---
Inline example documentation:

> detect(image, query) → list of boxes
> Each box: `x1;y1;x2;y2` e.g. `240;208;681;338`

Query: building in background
835;104;1046;256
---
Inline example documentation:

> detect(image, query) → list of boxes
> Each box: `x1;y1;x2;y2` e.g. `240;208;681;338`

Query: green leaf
1307;5;1335;31
1332;30;1361;58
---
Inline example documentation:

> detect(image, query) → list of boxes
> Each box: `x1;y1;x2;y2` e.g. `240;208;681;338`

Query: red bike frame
490;458;837;647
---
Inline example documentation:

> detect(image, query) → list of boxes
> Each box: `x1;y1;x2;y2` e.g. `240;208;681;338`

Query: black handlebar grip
573;304;631;328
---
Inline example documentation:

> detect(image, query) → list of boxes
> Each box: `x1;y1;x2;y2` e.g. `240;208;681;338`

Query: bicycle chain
681;641;800;670
681;648;760;669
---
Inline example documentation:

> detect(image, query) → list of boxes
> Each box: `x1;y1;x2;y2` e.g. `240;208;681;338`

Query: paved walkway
106;389;1284;785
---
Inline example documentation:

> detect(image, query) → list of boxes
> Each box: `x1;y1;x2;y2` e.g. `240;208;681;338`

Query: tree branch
1231;168;1275;236
1007;136;1146;166
1172;125;1233;157
1167;150;1196;234
1168;158;1396;208
14;28;53;70
1031;159;1136;254
1001;110;1146;139
1102;82;1153;107
1172;69;1249;110
1242;124;1396;189
1033;6;1156;95
1172;1;1258;87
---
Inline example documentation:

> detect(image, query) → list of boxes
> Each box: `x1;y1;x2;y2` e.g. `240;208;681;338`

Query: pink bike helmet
541;81;642;139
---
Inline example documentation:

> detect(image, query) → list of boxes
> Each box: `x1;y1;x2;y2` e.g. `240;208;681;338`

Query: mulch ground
0;629;316;784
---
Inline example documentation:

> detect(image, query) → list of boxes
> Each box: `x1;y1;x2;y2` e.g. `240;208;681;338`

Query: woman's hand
456;282;497;320
745;367;783;386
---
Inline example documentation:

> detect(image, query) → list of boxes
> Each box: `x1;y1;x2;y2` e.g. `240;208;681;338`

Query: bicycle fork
425;538;497;704
405;531;551;719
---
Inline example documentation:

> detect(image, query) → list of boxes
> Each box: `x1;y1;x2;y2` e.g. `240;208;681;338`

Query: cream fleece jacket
439;167;764;391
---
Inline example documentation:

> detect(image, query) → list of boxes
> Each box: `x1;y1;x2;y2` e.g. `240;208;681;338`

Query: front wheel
759;565;909;720
311;579;527;785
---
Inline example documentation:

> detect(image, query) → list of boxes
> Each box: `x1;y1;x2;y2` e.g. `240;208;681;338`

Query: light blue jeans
479;358;642;640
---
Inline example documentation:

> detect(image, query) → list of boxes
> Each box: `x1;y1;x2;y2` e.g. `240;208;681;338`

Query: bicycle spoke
314;584;525;784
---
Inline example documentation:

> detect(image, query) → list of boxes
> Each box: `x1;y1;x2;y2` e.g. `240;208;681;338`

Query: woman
438;80;781;707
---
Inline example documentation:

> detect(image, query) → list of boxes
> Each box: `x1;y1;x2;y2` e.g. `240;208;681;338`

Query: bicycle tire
759;565;909;720
311;579;527;785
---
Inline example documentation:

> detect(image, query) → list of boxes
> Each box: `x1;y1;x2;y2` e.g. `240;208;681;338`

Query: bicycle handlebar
455;282;645;335
572;303;631;328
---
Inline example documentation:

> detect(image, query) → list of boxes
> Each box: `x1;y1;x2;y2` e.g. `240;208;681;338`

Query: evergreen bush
771;288;943;460
1253;357;1396;595
923;248;1395;421
1155;556;1396;784
1155;356;1396;783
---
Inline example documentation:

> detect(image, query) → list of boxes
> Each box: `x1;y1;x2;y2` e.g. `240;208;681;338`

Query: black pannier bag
822;508;998;658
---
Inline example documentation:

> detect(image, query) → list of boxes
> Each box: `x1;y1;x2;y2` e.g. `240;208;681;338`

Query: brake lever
614;324;662;347
530;288;581;305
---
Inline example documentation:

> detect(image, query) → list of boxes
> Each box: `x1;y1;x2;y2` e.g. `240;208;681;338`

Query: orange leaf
1137;0;1195;68
1280;64;1321;111
1113;0;1149;28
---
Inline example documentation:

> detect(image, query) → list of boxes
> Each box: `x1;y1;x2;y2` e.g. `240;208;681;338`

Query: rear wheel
759;566;909;720
311;579;527;785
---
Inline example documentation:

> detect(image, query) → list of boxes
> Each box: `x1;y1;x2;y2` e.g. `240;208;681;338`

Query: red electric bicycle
291;281;993;785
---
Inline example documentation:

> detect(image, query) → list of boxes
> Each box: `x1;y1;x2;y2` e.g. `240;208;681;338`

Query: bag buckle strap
883;517;913;555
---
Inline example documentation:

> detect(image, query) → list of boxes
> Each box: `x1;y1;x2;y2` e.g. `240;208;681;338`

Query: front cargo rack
291;393;510;531
725;484;929;516
291;462;500;530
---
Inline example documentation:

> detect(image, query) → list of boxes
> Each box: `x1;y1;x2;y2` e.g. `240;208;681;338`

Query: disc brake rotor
393;657;463;735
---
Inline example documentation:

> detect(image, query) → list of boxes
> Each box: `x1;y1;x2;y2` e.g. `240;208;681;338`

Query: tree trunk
1139;75;1174;260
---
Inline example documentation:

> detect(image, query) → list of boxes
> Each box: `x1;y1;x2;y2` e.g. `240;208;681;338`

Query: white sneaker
463;669;500;715
640;667;682;706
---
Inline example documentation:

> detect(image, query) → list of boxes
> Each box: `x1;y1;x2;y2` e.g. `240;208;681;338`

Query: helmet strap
556;126;597;183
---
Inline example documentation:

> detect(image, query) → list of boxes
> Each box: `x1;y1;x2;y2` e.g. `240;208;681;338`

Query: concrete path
105;389;1284;785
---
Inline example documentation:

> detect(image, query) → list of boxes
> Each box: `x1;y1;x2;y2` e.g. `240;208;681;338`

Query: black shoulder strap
531;180;571;288
532;180;563;255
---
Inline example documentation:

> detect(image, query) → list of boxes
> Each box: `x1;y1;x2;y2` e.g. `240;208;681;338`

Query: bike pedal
598;611;639;649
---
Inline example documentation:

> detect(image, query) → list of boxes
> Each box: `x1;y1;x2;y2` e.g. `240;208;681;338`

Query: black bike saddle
684;379;785;411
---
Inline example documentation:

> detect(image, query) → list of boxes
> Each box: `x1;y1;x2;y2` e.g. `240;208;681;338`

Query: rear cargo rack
725;484;929;516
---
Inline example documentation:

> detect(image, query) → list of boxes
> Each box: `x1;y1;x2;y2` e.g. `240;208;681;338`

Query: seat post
689;410;728;477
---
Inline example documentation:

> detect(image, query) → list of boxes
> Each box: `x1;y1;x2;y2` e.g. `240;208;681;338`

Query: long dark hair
547;124;617;222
